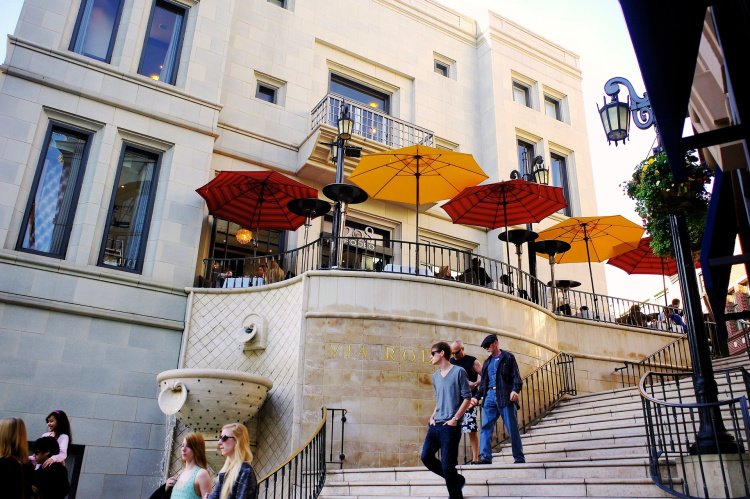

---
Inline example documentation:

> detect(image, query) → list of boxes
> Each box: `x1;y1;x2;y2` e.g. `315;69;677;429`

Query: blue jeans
479;391;525;463
420;423;463;499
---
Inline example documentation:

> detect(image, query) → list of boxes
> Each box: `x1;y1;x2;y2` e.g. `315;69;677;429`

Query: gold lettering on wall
326;343;431;364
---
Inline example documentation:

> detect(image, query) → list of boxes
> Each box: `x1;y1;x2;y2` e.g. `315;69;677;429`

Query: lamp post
509;155;550;286
599;76;736;454
327;104;354;267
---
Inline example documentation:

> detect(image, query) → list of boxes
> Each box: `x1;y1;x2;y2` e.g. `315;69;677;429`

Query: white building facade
0;0;602;497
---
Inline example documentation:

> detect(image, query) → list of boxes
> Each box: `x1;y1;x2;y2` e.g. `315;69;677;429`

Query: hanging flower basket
622;151;712;257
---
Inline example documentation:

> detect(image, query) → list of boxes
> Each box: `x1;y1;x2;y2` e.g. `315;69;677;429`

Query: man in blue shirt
472;334;525;464
421;341;472;499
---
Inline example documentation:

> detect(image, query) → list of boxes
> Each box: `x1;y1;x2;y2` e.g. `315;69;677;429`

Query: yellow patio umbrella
350;144;488;267
536;215;644;316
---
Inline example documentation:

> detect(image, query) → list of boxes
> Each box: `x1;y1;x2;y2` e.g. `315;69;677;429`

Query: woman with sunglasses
207;423;257;499
165;432;212;499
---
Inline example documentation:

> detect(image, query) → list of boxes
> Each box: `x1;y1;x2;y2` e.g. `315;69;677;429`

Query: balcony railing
310;93;435;148
200;236;712;336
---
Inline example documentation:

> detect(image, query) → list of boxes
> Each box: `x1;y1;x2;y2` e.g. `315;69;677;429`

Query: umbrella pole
415;166;420;274
549;256;557;311
661;258;669;310
502;188;512;288
582;224;599;318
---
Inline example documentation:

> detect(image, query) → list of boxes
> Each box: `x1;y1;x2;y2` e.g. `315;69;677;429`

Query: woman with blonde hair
0;417;33;498
207;423;257;499
165;432;212;499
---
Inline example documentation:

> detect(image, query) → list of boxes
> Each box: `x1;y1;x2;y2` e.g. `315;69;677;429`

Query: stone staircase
320;353;749;498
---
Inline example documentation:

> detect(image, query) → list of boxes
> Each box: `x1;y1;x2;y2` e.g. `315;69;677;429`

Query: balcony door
329;74;390;143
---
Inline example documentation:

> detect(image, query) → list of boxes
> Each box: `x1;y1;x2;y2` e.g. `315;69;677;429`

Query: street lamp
510;155;550;185
600;76;736;454
323;103;364;268
597;76;654;146
508;154;549;295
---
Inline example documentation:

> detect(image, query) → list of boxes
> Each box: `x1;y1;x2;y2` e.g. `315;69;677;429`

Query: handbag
148;483;173;499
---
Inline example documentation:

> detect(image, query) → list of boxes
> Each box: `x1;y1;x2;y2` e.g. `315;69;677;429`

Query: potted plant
622;151;712;257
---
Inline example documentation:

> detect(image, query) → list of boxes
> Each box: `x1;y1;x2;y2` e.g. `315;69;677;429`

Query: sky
0;0;668;301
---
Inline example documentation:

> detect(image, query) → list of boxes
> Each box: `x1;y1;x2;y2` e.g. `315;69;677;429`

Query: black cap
481;334;498;349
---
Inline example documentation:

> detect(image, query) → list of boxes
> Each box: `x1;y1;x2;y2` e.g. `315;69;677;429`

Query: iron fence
310;93;435;148
258;408;327;499
615;336;692;388
640;368;750;498
199;237;726;345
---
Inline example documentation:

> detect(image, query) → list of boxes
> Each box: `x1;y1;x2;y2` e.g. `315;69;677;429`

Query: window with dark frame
545;95;562;121
267;0;286;7
550;153;572;216
434;60;449;77
329;74;390;113
17;123;93;258
99;144;162;273
70;0;124;62
137;0;188;85
512;81;531;108
516;139;535;178
256;82;278;103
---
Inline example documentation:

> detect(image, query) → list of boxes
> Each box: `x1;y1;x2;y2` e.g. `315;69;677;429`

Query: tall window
138;0;188;84
512;81;531;107
330;74;390;143
517;139;535;178
544;95;562;121
99;145;162;272
330;74;389;112
550;153;572;216
70;0;124;62
18;124;92;258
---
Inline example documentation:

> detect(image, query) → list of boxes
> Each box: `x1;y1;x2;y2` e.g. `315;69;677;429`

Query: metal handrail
310;92;435;148
199;236;716;336
615;335;692;388
258;408;328;499
638;368;750;498
484;352;577;458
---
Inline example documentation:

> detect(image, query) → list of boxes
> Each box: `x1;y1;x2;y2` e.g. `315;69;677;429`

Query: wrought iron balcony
311;93;435;149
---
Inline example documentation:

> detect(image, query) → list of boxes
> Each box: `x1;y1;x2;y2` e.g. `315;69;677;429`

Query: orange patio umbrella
350;145;488;267
536;215;644;315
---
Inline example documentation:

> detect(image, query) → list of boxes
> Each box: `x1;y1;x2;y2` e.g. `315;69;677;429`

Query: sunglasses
219;435;235;442
451;350;461;355
431;351;441;356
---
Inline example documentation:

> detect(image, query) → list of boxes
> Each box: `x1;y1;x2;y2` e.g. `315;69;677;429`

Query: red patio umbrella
607;236;700;308
442;179;568;267
195;170;317;231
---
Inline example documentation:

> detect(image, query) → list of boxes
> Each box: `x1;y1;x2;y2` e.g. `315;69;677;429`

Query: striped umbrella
196;170;318;231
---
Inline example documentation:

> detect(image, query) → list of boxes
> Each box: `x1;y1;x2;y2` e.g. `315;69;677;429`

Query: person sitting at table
618;304;648;327
256;264;267;280
216;268;232;288
555;303;572;316
665;298;687;332
458;258;493;286
436;266;454;280
267;260;285;283
575;305;592;319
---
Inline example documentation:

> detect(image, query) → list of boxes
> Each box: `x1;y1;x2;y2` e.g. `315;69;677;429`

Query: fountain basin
157;369;273;434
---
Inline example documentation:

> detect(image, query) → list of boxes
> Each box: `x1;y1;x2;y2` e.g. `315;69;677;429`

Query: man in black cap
472;334;525;464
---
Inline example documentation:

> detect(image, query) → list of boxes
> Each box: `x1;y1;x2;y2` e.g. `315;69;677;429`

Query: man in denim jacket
471;334;525;464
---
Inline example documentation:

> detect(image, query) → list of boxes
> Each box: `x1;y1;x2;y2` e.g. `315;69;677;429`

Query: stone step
494;443;648;460
328;458;672;483
514;434;647;453
319;477;681;498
